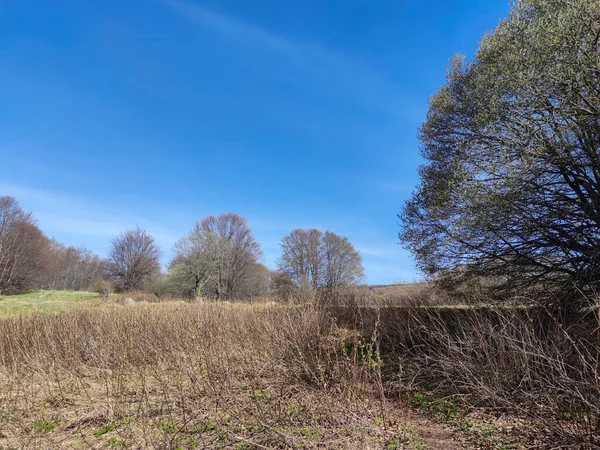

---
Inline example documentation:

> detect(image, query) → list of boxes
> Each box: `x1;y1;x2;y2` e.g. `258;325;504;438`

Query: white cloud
160;0;423;121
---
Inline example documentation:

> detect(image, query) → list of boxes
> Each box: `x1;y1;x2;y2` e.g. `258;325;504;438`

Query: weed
94;423;116;437
33;419;57;432
108;436;125;448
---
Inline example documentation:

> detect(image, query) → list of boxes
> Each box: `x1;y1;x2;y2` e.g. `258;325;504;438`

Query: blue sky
0;0;509;284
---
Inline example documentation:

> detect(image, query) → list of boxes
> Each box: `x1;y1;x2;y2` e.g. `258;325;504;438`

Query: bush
333;298;600;447
89;278;114;301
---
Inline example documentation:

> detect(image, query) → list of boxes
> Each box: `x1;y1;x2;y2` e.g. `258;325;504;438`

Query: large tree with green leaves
400;0;600;302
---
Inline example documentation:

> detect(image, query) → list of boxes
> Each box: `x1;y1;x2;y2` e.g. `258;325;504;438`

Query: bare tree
0;197;51;294
277;228;364;300
43;240;103;291
170;214;263;299
106;227;161;291
278;229;323;291
322;231;365;289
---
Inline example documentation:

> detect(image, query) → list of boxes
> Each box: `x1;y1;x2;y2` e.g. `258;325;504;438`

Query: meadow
0;290;104;316
0;290;598;449
0;293;466;450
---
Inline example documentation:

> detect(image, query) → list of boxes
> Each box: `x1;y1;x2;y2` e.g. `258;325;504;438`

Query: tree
0;196;51;294
399;0;600;303
106;227;161;291
171;229;231;298
43;240;102;291
170;214;263;299
278;229;323;291
277;228;364;299
321;231;365;290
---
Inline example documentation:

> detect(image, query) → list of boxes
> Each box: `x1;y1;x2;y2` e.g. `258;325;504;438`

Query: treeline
0;196;364;300
0;197;102;294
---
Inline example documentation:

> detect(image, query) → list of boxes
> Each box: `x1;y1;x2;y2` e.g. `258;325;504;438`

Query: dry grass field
0;299;469;449
0;291;598;449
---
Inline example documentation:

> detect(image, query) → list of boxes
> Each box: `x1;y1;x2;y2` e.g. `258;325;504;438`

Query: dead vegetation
1;288;599;449
333;289;600;449
0;301;466;449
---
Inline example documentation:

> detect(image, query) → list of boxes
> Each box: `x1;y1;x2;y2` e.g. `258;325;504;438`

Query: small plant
410;393;464;420
249;389;271;402
90;279;114;302
154;420;178;432
108;436;125;448
195;419;218;433
297;427;313;437
285;403;304;417
33;419;56;432
176;436;199;448
234;443;251;450
94;423;116;437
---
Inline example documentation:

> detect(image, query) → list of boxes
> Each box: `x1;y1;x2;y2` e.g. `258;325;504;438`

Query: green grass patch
33;419;57;432
0;290;105;316
410;393;465;420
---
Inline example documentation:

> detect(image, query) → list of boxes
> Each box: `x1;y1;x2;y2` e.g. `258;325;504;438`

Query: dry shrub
333;300;600;447
0;302;388;449
116;290;161;303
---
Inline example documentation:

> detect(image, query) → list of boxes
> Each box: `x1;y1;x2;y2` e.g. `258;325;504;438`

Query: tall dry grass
2;288;598;448
0;302;394;449
331;289;600;448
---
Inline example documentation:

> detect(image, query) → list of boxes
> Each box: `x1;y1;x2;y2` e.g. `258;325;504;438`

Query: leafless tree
172;228;231;298
0;197;51;294
106;227;161;291
270;270;296;301
43;240;103;291
278;228;364;300
321;231;365;290
278;229;323;291
241;262;270;299
170;213;263;299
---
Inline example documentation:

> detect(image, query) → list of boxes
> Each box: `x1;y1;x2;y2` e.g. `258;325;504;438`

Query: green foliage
410;393;465;420
33;419;57;432
195;419;218;433
296;427;314;437
94;423;116;436
108;436;125;448
154;420;178;432
249;389;271;402
400;0;600;304
89;279;114;301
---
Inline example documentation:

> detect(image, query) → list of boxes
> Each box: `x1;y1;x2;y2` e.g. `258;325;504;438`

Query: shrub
89;278;114;302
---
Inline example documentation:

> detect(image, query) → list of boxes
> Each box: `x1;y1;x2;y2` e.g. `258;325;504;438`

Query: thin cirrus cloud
0;181;178;250
159;0;424;122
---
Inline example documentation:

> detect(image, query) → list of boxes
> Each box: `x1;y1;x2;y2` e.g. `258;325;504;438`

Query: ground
0;289;104;315
0;291;520;449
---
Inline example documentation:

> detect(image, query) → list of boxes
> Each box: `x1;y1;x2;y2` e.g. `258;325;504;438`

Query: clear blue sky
0;0;509;284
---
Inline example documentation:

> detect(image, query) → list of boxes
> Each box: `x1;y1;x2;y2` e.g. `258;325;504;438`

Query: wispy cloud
160;0;423;121
0;181;179;255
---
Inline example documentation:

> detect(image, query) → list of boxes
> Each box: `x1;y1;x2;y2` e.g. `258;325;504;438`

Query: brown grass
332;290;600;448
3;287;597;448
0;301;464;449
